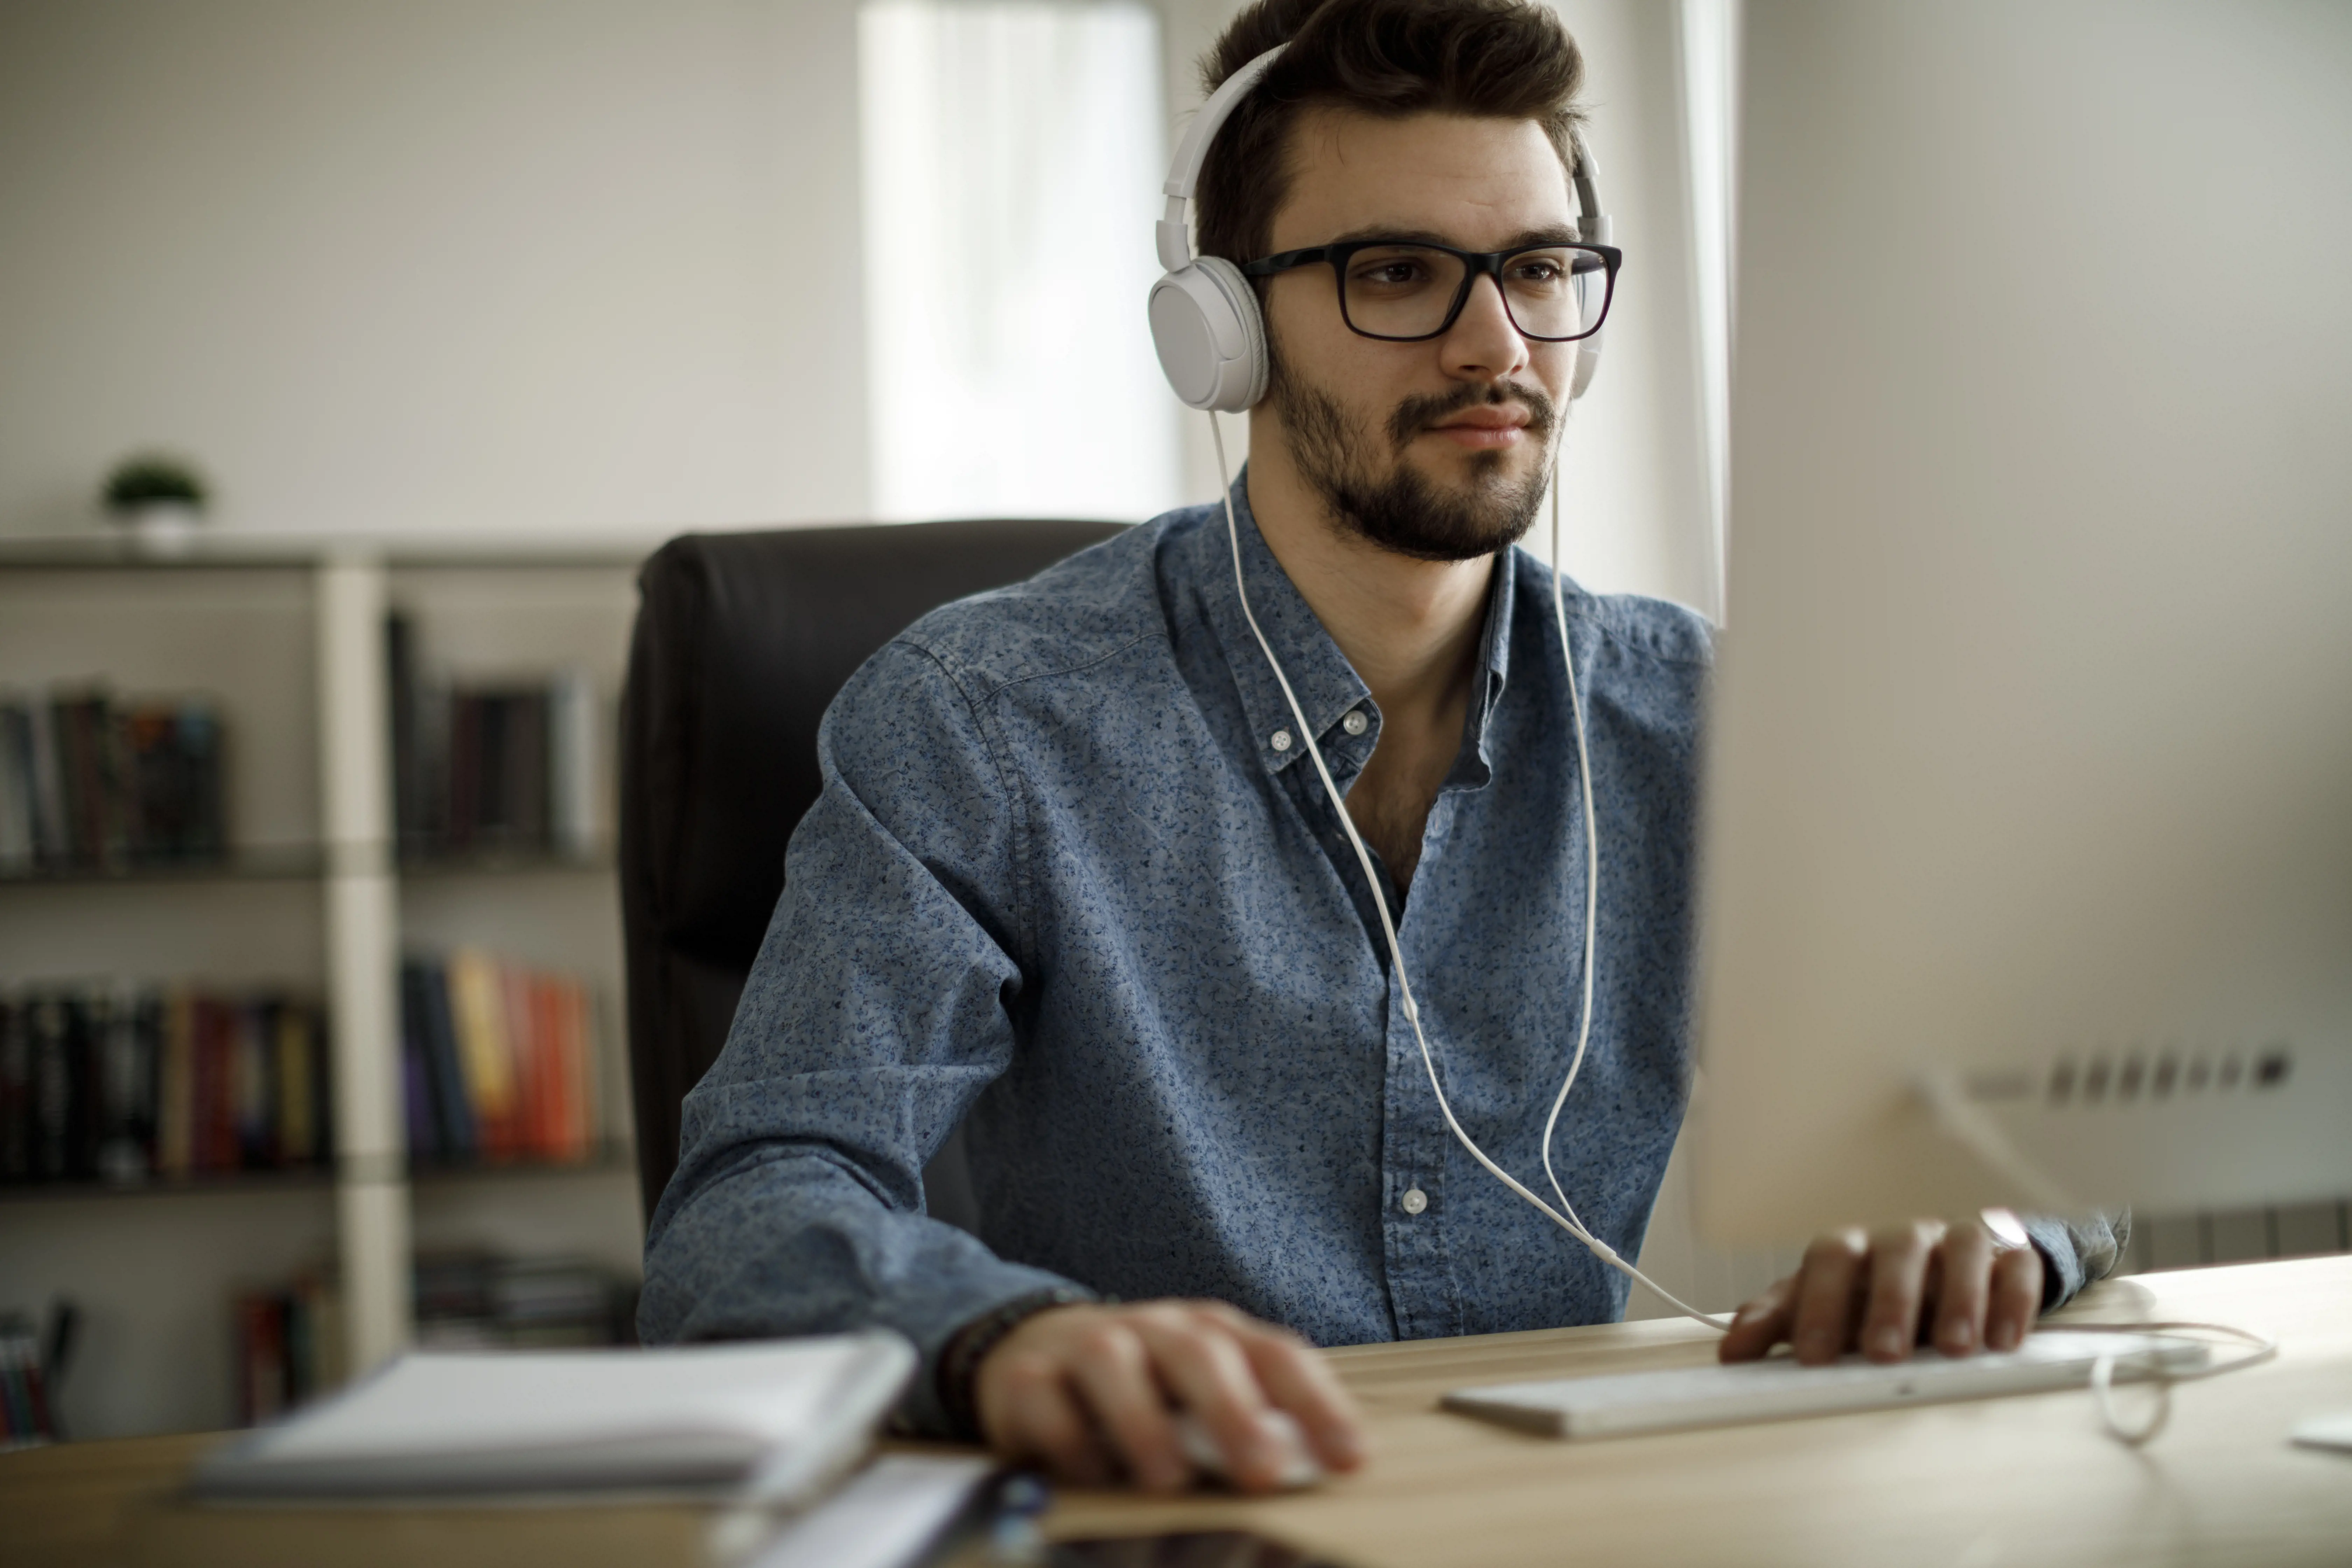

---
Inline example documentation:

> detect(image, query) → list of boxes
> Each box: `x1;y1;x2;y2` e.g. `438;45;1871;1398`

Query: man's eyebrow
1319;223;1585;250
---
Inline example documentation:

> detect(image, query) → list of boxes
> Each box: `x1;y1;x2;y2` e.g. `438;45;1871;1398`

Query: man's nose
1439;273;1531;383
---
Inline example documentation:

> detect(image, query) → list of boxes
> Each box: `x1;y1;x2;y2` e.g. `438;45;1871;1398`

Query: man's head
1197;0;1588;562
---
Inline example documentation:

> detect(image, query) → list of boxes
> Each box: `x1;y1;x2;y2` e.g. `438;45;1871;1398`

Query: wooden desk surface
7;1255;2348;1568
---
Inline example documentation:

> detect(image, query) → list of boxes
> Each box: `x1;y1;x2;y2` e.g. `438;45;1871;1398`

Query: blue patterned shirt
638;476;2112;1433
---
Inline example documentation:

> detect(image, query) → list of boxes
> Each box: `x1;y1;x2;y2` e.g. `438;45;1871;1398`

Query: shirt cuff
2021;1210;2132;1313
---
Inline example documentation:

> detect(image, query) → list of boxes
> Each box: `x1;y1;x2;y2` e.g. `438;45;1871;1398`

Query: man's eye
1509;259;1567;285
1353;261;1429;287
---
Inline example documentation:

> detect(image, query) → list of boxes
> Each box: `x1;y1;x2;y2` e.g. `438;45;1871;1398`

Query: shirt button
1400;1187;1428;1216
1271;729;1293;752
1342;709;1369;736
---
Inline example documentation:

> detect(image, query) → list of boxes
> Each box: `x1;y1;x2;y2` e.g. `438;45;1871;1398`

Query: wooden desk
7;1255;2348;1568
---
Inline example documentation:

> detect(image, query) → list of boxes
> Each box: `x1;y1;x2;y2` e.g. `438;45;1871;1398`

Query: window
859;1;1179;523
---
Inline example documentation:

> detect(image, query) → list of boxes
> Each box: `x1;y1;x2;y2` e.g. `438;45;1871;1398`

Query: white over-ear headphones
1146;44;1614;413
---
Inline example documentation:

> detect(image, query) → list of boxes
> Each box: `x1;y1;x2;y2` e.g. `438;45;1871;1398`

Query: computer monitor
1690;2;2352;1245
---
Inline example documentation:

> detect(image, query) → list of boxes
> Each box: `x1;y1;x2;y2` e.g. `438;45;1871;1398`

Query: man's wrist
938;1286;1095;1441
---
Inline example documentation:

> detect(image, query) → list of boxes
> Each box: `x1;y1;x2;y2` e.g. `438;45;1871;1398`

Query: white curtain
860;0;1180;523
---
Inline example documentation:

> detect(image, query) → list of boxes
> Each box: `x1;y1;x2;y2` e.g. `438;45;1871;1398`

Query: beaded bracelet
937;1286;1096;1441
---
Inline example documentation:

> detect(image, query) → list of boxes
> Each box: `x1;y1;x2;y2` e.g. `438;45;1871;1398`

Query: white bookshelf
0;534;648;1437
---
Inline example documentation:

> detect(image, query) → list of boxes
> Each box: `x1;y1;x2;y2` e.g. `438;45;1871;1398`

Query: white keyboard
1443;1332;2208;1440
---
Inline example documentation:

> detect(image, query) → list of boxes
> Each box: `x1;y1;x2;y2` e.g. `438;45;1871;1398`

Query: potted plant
102;454;210;554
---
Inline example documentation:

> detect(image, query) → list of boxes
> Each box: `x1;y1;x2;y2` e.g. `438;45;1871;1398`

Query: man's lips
1424;406;1533;449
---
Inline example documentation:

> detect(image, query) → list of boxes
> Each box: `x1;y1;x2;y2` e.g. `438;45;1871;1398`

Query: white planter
117;500;203;557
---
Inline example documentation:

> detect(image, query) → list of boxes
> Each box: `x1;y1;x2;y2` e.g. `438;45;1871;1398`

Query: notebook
191;1330;915;1503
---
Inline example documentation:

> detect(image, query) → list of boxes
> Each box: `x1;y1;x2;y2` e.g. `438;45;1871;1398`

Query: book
548;670;599;859
94;981;156;1185
0;982;328;1187
386;613;427;855
0;705;33;874
275;1001;320;1166
392;953;599;1169
155;989;196;1178
380;606;602;864
189;1332;917;1503
0;688;229;876
26;995;70;1180
398;963;441;1164
0;996;29;1180
23;695;68;868
445;949;518;1159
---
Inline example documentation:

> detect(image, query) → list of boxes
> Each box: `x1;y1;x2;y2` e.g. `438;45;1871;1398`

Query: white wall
0;0;1716;602
0;0;869;541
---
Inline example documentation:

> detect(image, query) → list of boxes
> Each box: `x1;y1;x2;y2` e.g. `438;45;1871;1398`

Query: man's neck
1241;434;1494;731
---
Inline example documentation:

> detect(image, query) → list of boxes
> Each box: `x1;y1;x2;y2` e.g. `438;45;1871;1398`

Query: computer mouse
1171;1408;1326;1491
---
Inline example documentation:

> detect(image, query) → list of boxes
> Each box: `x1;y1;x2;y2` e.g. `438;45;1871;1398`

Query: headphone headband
1158;47;1288;273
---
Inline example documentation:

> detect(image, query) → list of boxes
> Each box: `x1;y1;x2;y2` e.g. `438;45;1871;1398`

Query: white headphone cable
1207;410;1728;1331
1535;423;1604;1250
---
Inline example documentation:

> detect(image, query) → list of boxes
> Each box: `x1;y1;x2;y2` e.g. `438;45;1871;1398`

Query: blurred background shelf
0;847;618;888
0;546;644;1440
0;846;327;887
0;1146;637;1207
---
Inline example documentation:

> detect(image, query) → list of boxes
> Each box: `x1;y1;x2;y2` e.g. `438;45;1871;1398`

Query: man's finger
1986;1239;2045;1351
1789;1229;1870;1365
1860;1220;1945;1363
1719;1274;1795;1362
988;1353;1112;1487
1064;1321;1188;1492
1130;1308;1284;1490
1930;1222;1996;1357
1229;1322;1366;1469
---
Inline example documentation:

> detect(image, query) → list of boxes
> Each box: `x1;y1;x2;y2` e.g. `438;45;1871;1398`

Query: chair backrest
619;519;1125;1226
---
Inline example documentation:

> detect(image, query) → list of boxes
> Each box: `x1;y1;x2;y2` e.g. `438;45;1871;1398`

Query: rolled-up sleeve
2023;1210;2133;1313
637;638;1086;1434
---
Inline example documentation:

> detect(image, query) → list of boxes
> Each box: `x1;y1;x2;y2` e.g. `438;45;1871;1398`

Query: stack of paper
191;1331;915;1505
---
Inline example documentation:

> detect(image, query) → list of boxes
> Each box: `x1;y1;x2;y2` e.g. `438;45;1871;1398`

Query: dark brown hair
1193;0;1586;267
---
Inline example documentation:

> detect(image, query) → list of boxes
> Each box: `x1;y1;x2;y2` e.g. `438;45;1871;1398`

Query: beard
1266;334;1558;564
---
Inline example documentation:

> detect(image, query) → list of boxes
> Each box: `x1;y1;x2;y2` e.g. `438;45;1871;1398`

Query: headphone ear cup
1148;256;1269;412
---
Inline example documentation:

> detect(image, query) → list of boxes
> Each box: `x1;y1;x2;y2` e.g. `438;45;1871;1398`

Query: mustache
1385;379;1558;452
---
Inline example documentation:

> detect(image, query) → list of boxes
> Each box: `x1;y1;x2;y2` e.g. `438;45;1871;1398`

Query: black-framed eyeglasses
1240;239;1622;344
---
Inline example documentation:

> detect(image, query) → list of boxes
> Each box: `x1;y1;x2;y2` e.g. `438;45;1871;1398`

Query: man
640;0;2123;1494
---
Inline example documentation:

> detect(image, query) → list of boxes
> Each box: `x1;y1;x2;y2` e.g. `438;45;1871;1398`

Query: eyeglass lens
1340;245;1607;342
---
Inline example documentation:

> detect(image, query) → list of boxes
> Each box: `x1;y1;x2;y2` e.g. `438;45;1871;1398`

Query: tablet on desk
1443;1331;2209;1441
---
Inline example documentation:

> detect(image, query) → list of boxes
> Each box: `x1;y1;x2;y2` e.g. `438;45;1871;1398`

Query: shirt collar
1455;544;1516;793
1194;468;1517;786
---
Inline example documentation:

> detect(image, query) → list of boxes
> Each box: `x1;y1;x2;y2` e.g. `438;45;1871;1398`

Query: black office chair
618;519;1125;1233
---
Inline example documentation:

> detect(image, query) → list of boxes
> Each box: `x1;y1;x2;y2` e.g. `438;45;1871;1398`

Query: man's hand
1718;1210;2045;1365
972;1299;1366;1493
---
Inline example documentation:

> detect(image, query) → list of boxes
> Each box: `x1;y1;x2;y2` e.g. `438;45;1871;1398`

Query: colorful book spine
396;953;600;1168
447;948;518;1160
